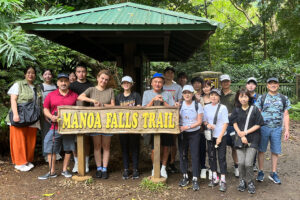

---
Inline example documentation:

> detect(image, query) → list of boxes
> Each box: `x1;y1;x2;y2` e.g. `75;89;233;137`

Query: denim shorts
226;126;235;147
90;133;113;137
259;126;282;154
44;129;75;154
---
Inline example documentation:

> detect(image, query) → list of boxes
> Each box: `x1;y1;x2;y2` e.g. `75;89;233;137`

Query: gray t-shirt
163;83;182;102
142;90;175;106
180;101;204;132
203;103;229;138
41;83;57;103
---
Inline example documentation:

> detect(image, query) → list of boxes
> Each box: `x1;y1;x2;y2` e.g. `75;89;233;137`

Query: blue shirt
255;93;291;128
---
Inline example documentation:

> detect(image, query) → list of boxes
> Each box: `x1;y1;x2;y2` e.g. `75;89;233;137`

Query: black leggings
207;136;227;174
119;134;140;170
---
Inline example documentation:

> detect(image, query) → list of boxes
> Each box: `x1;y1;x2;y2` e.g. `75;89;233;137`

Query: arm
104;99;115;107
10;94;19;122
43;108;58;122
216;123;228;145
283;109;290;140
78;93;99;105
180;113;203;132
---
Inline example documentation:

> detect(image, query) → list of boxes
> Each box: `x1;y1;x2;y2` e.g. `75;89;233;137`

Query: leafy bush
290;102;300;121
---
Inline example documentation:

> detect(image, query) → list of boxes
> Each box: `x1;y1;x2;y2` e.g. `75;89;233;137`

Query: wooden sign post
57;106;180;181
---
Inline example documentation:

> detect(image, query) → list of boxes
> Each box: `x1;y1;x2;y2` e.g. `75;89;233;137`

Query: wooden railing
230;83;296;98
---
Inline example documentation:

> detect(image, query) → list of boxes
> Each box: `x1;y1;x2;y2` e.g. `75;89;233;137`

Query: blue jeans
259;126;282;154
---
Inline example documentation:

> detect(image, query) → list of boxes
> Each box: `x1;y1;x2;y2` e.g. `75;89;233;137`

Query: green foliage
140;178;168;192
290;102;300;121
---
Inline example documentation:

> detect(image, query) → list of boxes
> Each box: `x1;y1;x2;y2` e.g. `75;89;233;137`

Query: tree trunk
262;0;267;60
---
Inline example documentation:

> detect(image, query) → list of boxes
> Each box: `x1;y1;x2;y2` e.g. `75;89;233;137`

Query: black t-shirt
230;106;264;149
115;92;142;106
69;80;94;95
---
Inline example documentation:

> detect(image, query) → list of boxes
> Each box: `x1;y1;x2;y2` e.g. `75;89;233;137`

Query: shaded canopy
16;2;219;62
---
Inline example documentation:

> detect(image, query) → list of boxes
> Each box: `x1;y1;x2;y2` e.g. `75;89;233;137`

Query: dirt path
0;121;299;200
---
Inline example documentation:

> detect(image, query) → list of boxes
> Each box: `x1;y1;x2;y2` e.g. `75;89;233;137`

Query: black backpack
260;93;287;112
179;100;199;112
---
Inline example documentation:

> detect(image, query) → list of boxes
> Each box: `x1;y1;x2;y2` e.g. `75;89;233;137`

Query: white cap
121;76;133;83
182;85;194;93
220;74;231;82
247;77;257;84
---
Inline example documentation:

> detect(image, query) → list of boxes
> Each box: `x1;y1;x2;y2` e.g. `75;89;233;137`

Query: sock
183;173;188;179
97;166;102;171
161;165;166;170
74;157;78;163
221;175;226;182
234;163;238;168
192;176;198;181
213;172;218;180
102;167;107;172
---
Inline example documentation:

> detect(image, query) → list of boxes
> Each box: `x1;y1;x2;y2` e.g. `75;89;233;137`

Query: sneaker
256;171;264;182
85;162;89;173
248;181;256;194
151;169;154;176
237;179;246;192
168;163;179;173
132;169;139;179
15;164;31;172
122;169;130;180
95;170;102;178
38;172;57;180
268;172;281;184
61;170;72;178
208;169;212;180
26;162;34;170
219;181;227;192
208;177;219;187
160;167;168;178
234;167;239;178
192;180;200;191
178;178;189;187
72;162;78;173
200;168;207;179
253;165;258;172
102;171;108;179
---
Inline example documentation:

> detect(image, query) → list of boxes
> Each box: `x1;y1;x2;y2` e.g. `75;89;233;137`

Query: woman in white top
178;85;203;191
203;89;229;192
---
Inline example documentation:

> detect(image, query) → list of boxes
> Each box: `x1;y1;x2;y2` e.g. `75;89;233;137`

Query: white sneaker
85;162;89;173
160;166;168;178
200;169;207;179
72;162;78;173
208;169;212;180
26;162;34;170
15;164;31;172
234;167;239;178
151;169;154;176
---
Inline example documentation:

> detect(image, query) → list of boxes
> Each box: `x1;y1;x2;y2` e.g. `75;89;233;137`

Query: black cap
163;67;175;74
267;77;279;83
57;73;69;80
210;88;221;96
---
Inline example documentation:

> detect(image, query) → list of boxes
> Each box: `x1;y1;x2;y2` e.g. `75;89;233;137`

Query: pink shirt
43;89;78;129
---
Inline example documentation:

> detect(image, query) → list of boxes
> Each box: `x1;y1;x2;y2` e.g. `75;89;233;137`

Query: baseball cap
182;85;194;93
151;73;164;80
267;77;279;83
121;76;133;84
57;73;69;80
210;88;221;96
163;67;175;74
247;77;257;85
220;74;231;82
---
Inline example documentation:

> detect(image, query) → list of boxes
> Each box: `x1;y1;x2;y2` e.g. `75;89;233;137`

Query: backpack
260;93;287;112
179;100;198;112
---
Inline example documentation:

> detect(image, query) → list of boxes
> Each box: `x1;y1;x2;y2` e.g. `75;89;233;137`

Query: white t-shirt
180;101;204;132
204;103;229;138
7;82;34;95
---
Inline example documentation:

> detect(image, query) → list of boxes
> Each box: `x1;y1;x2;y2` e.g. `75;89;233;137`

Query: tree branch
229;0;255;26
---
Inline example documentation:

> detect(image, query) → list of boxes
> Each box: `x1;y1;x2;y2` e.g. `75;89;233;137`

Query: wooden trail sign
57;106;180;135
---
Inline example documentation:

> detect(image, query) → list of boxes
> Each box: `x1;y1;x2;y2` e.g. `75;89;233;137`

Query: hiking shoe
200;168;207;179
268;172;281;184
168;163;179;173
253;165;258;172
248;181;256;194
219;181;227;192
178;178;189;187
38;172;57;180
15;164;31;172
208;169;212;180
208;177;219;187
102;171;108;179
72;162;78;173
26;162;34;170
237;179;246;192
132;169;140;179
192;180;200;191
61;170;72;178
256;171;264;182
234;166;239;178
160;167;168;178
122;169;130;180
95;170;102;178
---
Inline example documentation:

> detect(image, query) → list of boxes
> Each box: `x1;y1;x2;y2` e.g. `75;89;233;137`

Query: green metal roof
16;2;219;31
16;2;220;61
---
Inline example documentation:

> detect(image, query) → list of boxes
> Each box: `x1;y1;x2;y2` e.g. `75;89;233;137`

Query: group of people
6;64;290;194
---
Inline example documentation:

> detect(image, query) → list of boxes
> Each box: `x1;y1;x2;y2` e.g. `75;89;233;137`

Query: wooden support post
77;134;85;176
153;134;161;179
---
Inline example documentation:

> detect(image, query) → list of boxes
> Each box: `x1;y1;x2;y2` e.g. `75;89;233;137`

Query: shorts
151;134;174;149
90;133;113;137
44;129;75;154
259;126;282;154
226;126;235;147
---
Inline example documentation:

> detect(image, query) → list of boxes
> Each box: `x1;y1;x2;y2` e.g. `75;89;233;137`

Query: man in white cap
219;74;239;178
